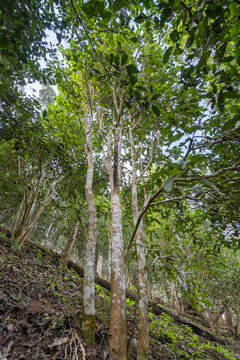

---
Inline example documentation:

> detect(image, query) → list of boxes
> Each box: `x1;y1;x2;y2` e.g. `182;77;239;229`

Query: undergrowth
149;312;237;359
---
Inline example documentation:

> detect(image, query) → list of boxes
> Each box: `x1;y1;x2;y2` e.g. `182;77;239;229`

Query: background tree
38;85;56;107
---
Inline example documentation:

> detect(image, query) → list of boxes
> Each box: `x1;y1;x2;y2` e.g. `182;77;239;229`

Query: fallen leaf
2;340;14;358
7;323;14;331
49;337;69;348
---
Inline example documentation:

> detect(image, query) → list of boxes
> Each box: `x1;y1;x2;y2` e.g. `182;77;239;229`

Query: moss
82;310;95;348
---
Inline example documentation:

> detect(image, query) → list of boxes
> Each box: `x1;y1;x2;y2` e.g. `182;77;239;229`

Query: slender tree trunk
148;282;154;301
26;194;37;225
107;235;111;281
234;313;239;339
129;128;149;360
201;305;216;332
100;90;126;358
172;283;181;311
0;210;6;223
18;181;55;247
12;168;43;240
96;254;103;277
82;114;97;347
61;220;79;268
52;226;60;249
225;306;233;328
213;306;226;326
11;194;26;240
107;127;127;359
44;222;54;246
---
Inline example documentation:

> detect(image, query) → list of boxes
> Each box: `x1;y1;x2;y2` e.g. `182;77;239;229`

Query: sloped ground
0;239;110;359
0;236;239;360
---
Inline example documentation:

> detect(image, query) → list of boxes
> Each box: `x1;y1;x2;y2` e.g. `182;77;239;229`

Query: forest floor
0;235;240;360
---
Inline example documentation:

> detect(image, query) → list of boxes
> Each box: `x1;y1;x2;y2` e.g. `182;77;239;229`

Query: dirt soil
0;238;110;359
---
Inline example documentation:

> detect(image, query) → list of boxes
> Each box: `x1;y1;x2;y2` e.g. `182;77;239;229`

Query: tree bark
82;113;97;348
96;254;103;277
44;222;54;247
61;220;79;268
129;128;149;360
225;306;233;328
108;126;127;359
212;306;226;326
11;194;26;240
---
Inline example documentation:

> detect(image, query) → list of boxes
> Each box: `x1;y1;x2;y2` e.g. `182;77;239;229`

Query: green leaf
121;53;128;66
113;0;126;11
189;154;206;165
195;21;205;47
229;3;240;17
91;68;101;74
218;72;231;83
130;36;138;43
231;21;240;36
152;94;160;101
163;174;180;193
223;91;239;99
196;303;201;312
152;105;160;116
135;13;147;23
143;0;151;9
109;53;114;65
129;75;137;85
163;47;173;63
43;109;47;118
217;92;225;112
120;79;129;87
0;38;11;49
222;116;239;131
199;177;220;192
126;64;139;75
170;30;179;42
214;43;227;64
125;101;132;109
196;50;210;72
136;85;147;91
161;126;172;135
151;171;162;182
222;56;235;63
56;32;62;43
179;160;191;170
186;35;194;48
0;83;11;90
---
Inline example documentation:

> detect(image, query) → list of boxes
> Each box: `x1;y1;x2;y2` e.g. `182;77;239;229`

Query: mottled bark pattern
82;114;97;347
129;128;149;359
109;189;127;359
96;254;103;277
108;126;127;359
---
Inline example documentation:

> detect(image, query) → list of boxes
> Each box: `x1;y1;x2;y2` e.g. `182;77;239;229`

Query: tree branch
125;163;240;257
125;186;164;258
175;163;240;183
69;0;112;78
